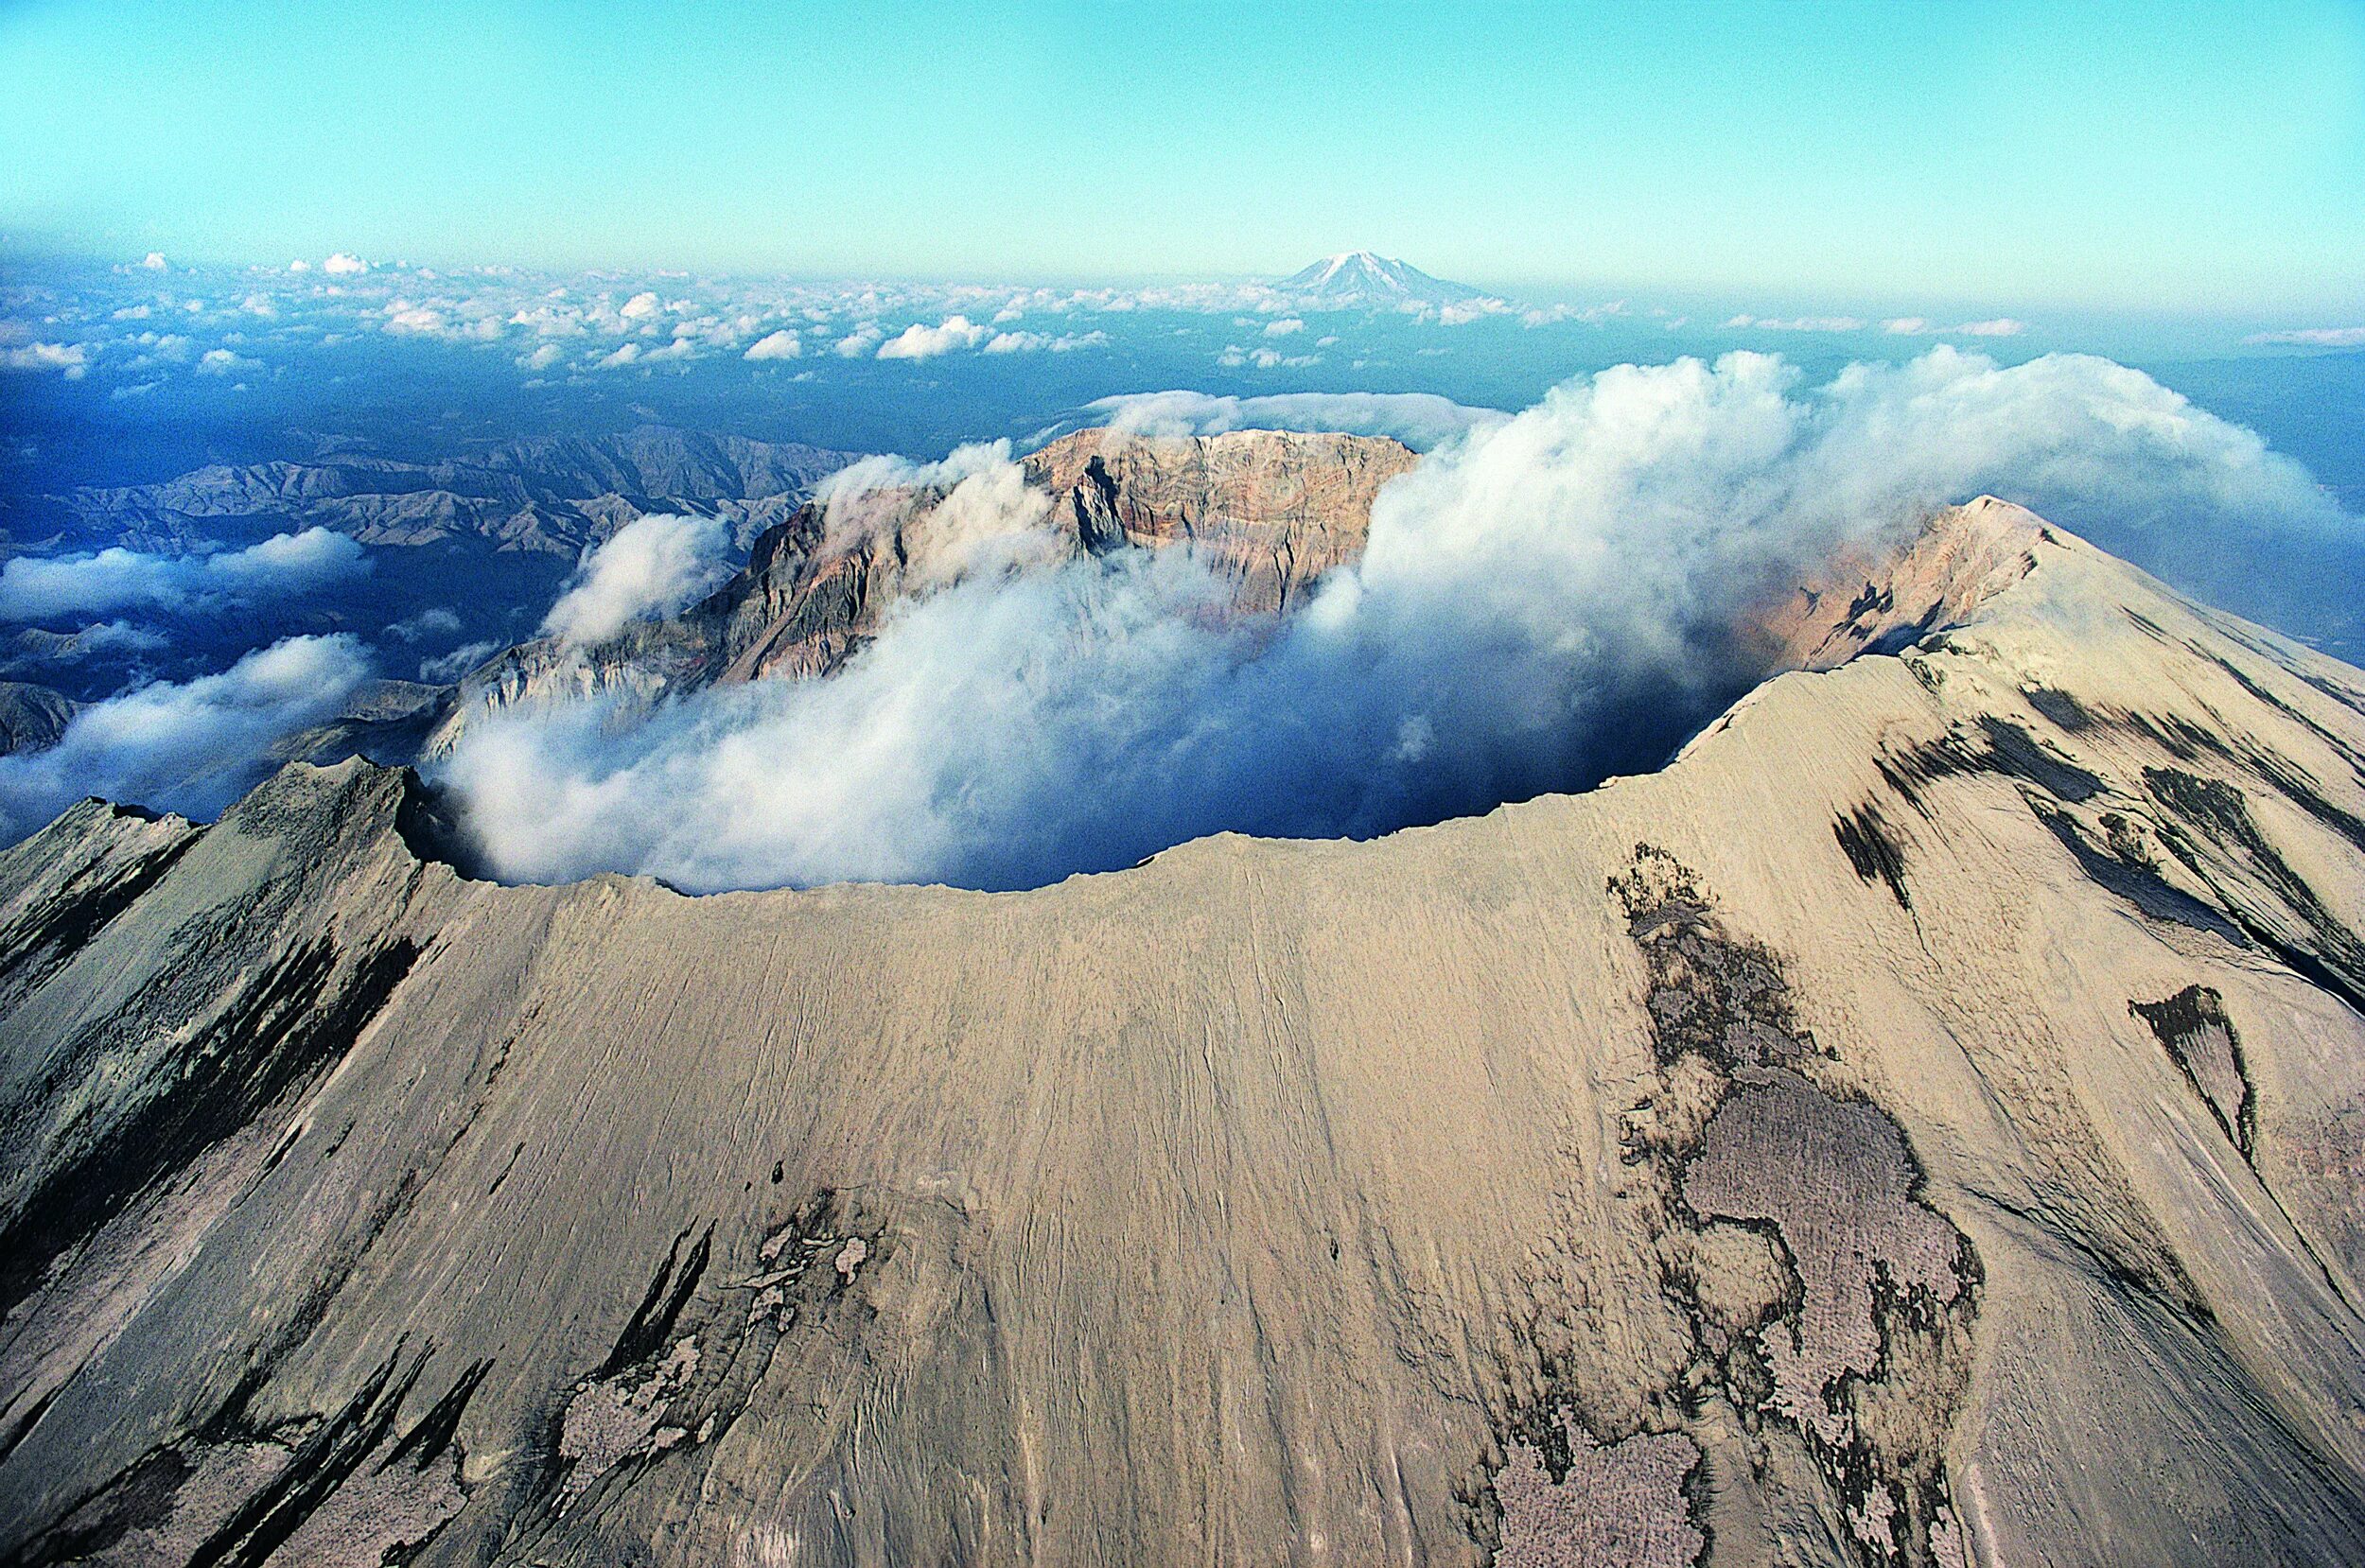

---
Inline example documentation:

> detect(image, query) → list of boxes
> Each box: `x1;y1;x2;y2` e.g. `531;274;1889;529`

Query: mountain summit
1276;251;1486;306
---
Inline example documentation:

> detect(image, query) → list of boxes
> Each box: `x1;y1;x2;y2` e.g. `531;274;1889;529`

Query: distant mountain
1275;251;1488;308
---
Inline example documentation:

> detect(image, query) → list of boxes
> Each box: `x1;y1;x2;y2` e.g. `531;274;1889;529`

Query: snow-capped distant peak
1277;253;1486;308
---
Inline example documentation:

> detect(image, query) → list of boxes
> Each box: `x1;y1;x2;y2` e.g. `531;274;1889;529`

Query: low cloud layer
0;529;367;623
1077;390;1509;450
437;348;2359;895
540;514;732;645
876;316;989;360
2245;325;2365;348
0;635;373;838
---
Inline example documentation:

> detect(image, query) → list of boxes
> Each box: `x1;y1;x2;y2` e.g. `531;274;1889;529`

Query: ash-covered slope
5;506;2365;1565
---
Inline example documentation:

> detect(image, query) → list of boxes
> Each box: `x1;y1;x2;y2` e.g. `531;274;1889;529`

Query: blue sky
2;1;2362;312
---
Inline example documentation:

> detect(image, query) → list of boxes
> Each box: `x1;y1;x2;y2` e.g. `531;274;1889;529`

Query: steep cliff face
0;683;77;755
4;505;2364;1566
1029;427;1423;614
419;427;1425;756
415;430;2030;765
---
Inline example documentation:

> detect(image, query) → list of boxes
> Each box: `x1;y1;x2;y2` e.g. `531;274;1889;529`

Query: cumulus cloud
833;325;884;357
0;635;374;838
323;253;370;275
0;529;368;622
1434;299;1512;326
196;347;254;375
1218;344;1318;369
540;514;732;646
436;347;2356;896
140;252;168;270
876;315;990;360
1077;390;1508;450
1263;318;1306;338
620;290;662;321
2;341;87;377
2244;325;2365;347
744;328;802;360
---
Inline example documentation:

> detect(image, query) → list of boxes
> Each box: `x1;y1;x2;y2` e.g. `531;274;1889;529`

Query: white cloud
384;302;448;335
38;620;170;659
540;514;732;646
1884;316;2026;338
385;606;464;644
0;635;375;838
420;639;501;683
288;258;312;273
2;341;87;377
439;348;2357;895
0;529;367;621
2245;325;2365;347
1521;301;1627;327
323;253;370;275
744;328;803;360
1436;299;1512;326
1078;390;1507;450
196;347;254;375
1723;314;1867;333
983;329;1109;355
517;342;566;371
1263;318;1306;338
140;252;167;270
1218;344;1318;369
596;341;643;369
620;290;662;321
877;315;990;360
833;325;883;357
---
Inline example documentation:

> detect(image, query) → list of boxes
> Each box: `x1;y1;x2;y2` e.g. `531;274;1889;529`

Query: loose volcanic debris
1494;845;1978;1568
2142;766;2365;1012
0;810;195;1007
1493;1416;1705;1568
2132;986;2255;1160
497;1191;883;1563
8;1345;481;1568
0;932;421;1319
1833;802;1913;910
1875;716;2104;815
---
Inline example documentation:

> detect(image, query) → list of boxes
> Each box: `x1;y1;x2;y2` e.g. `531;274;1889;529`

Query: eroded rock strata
3;502;2365;1564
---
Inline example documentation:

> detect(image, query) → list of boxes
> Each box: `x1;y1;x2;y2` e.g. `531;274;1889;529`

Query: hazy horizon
4;1;2362;313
